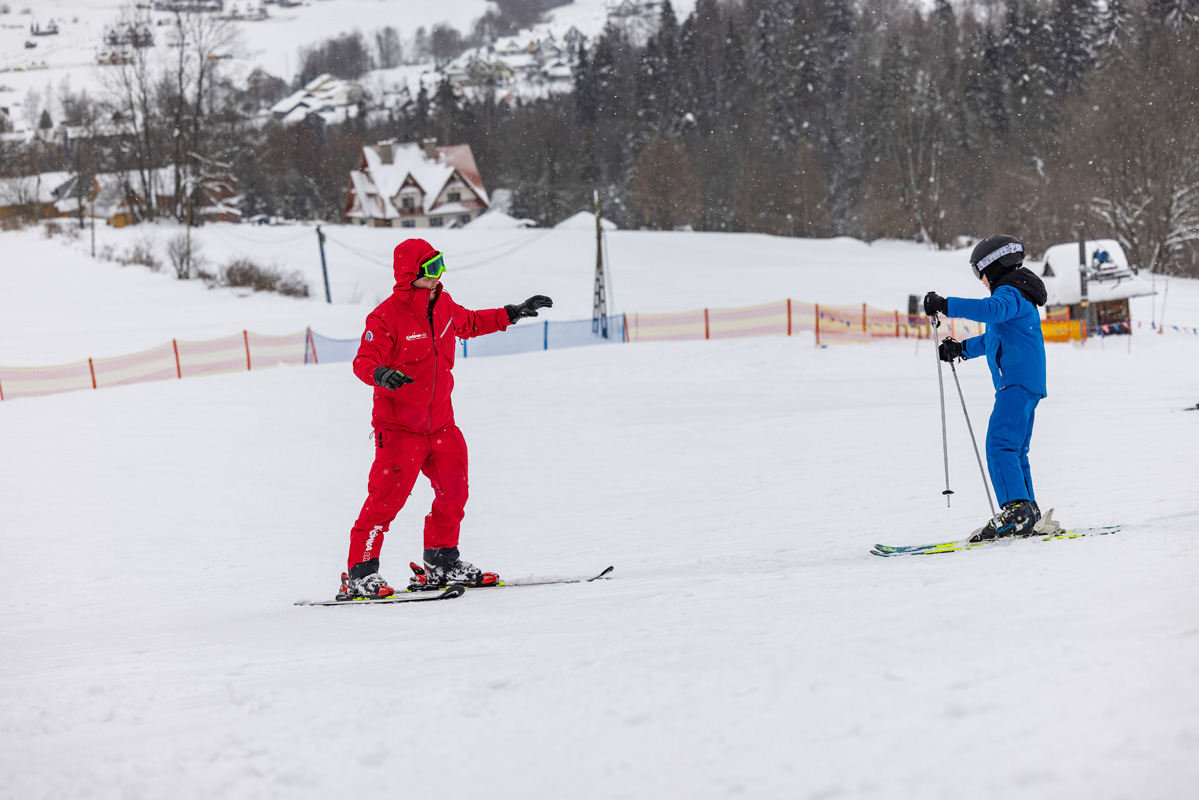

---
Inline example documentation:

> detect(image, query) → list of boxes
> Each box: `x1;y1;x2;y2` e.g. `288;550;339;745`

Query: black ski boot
409;546;499;589
969;500;1037;543
338;558;396;599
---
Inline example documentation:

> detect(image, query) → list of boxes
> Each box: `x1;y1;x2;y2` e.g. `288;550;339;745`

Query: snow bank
554;210;618;231
465;210;537;230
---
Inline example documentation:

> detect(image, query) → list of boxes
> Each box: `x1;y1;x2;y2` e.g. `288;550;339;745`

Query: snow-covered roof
348;141;489;221
1032;239;1156;305
0;170;73;206
270;74;362;125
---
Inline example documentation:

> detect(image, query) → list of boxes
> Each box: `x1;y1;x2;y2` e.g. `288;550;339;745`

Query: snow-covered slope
0;0;670;124
3;221;1196;367
2;224;1198;799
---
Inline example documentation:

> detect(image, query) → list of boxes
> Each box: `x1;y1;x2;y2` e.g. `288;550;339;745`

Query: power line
453;228;554;270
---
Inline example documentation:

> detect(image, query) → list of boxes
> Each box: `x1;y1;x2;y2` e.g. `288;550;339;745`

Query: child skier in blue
923;235;1051;541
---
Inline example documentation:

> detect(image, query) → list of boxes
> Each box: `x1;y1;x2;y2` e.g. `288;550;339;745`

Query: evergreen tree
1095;0;1132;55
574;45;598;126
1147;0;1199;30
1051;0;1099;94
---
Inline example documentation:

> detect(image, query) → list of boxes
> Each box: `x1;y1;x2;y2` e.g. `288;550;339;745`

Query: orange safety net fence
0;330;309;402
627;300;983;345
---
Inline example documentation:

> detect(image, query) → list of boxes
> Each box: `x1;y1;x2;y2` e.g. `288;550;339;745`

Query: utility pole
317;224;331;304
592;189;608;338
1077;221;1092;335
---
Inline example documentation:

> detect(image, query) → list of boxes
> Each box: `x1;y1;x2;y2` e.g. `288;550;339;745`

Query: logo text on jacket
406;333;427;341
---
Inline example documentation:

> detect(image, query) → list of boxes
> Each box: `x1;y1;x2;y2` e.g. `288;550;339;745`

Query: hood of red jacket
392;238;439;294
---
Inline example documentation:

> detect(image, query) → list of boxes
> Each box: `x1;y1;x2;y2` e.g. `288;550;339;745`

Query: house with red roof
343;139;489;229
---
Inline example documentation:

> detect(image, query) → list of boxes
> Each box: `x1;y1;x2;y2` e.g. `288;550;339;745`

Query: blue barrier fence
305;315;628;364
306;331;360;364
461;315;627;358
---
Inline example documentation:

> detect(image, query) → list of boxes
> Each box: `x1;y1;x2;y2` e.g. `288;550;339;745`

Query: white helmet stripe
976;241;1023;270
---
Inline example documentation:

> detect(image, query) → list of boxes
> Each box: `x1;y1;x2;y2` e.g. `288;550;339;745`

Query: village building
0;168;242;227
343;139;489;229
441;27;586;93
0;170;73;221
270;74;364;127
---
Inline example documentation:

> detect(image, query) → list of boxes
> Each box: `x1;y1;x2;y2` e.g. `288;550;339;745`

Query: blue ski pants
986;385;1041;507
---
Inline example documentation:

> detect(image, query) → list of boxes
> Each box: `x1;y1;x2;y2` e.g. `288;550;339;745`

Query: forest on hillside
4;0;1197;275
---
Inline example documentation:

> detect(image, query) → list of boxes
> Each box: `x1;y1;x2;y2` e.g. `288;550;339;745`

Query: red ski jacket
352;238;511;433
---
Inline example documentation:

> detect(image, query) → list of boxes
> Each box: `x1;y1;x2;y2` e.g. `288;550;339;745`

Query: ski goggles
971;242;1023;278
418;251;446;280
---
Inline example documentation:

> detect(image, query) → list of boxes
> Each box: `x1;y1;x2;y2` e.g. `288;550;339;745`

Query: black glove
505;295;553;323
373;366;414;391
938;337;963;363
924;292;947;317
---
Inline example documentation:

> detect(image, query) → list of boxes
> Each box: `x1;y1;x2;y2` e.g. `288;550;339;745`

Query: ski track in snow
2;309;1199;798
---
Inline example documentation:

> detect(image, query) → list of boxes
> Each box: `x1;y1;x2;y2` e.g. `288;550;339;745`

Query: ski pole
932;314;953;506
948;359;995;518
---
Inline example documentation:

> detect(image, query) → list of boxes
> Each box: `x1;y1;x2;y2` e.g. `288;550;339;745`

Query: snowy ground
2;225;1199;799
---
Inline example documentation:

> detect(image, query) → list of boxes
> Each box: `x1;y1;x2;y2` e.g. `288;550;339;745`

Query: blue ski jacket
947;285;1047;398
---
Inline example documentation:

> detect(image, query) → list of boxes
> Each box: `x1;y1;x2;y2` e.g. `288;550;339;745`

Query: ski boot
338;558;396;600
408;546;499;589
969;499;1037;543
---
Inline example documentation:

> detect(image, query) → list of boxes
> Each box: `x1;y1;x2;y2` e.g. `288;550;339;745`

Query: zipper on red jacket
425;288;440;433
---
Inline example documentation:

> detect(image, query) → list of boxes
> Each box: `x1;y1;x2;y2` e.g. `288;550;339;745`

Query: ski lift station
1029;239;1155;333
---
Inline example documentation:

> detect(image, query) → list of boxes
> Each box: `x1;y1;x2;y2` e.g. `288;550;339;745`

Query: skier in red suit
340;237;552;599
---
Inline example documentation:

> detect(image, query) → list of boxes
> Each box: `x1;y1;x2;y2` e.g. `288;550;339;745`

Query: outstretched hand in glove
938;337;963;363
373;366;414;391
924;291;947;317
505;295;553;323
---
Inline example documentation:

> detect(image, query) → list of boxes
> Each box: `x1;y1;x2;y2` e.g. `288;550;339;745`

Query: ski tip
443;583;467;598
590;566;615;580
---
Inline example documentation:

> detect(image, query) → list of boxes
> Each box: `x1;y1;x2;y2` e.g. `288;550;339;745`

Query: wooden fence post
787;299;792;336
88;358;97;389
173;339;182;379
895;310;900;338
244;330;251;371
815;304;821;346
862;302;867;333
704;308;710;340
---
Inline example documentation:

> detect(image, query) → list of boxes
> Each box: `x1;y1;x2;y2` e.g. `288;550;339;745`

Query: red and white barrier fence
627;300;984;345
0;329;309;402
7;299;1181;403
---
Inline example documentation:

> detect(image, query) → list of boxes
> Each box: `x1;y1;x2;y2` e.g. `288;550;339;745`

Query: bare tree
629;135;702;230
1082;20;1199;274
375;26;403;70
97;3;161;221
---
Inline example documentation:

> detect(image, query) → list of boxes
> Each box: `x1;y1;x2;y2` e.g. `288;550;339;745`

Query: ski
407;564;615;592
871;526;1121;557
486;565;614;588
295;583;466;606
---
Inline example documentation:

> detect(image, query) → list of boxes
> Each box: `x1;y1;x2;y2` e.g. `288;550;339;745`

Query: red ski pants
347;425;469;570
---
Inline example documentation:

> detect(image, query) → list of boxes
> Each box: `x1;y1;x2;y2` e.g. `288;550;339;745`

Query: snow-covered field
2;225;1199;799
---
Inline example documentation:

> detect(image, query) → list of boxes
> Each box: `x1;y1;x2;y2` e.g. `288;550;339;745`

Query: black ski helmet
970;235;1024;281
